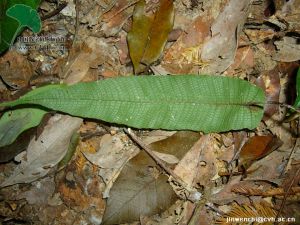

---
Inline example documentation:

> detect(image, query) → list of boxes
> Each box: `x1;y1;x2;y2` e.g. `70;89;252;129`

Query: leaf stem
8;25;23;50
266;101;300;113
124;128;201;202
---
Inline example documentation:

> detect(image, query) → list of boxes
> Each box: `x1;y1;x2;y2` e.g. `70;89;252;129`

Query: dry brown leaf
102;7;133;36
141;130;176;145
173;135;214;187
127;0;174;74
162;15;211;74
200;0;251;74
256;68;281;119
276;0;300;32
17;177;55;205
102;0;137;22
149;131;200;160
272;37;300;62
75;0;103;26
177;201;197;225
140;200;191;225
244;150;286;184
84;133;140;198
187;204;214;225
116;31;130;65
61;37;108;84
239;135;283;172
211;175;249;205
281;160;300;191
61;43;96;84
60;1;76;17
0;115;83;187
244;29;276;44
152;151;179;164
102;131;200;224
101;0;137;37
102;152;177;224
225;46;254;75
0;50;33;88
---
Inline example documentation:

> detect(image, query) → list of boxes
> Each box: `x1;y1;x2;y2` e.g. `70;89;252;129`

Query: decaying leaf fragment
84;133;140;198
127;0;174;74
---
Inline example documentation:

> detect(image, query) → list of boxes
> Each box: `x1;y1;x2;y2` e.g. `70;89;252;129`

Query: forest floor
0;0;300;224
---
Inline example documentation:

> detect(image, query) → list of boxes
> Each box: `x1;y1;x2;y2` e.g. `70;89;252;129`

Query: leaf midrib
18;97;263;107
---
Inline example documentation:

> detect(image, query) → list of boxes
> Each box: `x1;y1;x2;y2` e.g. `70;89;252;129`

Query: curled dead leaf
239;135;283;172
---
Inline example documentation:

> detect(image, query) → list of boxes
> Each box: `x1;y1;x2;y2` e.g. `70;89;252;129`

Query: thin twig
124;128;186;183
60;0;80;79
275;166;300;224
280;138;299;177
229;136;247;164
266;101;300;114
205;202;225;216
124;128;201;202
41;2;68;21
72;0;80;47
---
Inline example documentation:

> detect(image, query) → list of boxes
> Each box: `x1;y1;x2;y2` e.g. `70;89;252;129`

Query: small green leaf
0;108;46;147
127;0;174;74
294;67;300;108
0;75;265;132
6;4;41;32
